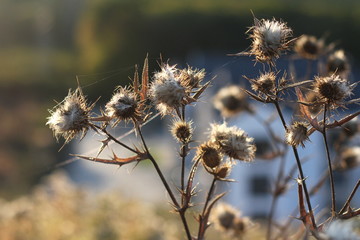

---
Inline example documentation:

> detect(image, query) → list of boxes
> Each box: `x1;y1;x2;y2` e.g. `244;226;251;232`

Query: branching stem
322;103;336;216
135;124;192;240
273;101;317;230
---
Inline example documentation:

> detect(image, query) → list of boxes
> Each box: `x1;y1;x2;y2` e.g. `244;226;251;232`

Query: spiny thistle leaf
141;55;149;102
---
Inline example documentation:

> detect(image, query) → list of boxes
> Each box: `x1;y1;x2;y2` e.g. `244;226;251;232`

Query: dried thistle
294;35;324;59
314;74;354;105
179;66;205;90
327;50;350;77
150;64;186;115
105;86;141;125
249;72;277;96
213;85;251;117
210;122;256;162
197;142;222;168
47;87;93;144
285;121;309;147
247;16;293;65
211;203;253;239
339;147;360;170
170;120;193;143
214;162;233;179
211;203;238;231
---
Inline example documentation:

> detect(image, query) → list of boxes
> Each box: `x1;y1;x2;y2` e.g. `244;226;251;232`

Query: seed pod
198;142;221;168
294;35;324;59
285;121;309;147
171;120;193;143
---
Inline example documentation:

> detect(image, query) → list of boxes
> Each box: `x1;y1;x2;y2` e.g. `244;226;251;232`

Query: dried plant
46;13;360;240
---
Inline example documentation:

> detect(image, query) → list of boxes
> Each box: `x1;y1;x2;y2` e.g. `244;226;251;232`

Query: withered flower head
327;50;350;76
47;87;93;144
247;17;293;65
232;216;254;237
250;72;277;95
150;64;186;115
211;203;253;238
170;120;193;143
211;203;239;231
105;87;140;124
197;142;222;168
214;85;250;117
210;123;256;162
285;121;309;147
294;35;324;59
314;74;353;104
339;147;360;170
215;162;233;179
179;66;205;89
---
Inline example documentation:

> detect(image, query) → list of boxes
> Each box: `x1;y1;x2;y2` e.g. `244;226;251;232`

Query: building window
250;175;269;196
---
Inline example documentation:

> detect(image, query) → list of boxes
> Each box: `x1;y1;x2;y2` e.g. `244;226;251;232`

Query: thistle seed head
170;120;193;143
314;74;353;104
150;64;186;115
179;66;205;89
327;50;350;76
210;123;256;162
294;35;324;59
251;72;277;95
214;85;250;117
215;162;233;179
285;121;309;147
211;203;239;231
105;87;140;123
197;142;222;168
47;87;92;144
248;17;293;65
340;147;360;170
232;217;253;236
211;203;253;238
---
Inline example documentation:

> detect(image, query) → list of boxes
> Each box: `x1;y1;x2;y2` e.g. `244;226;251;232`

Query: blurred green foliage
1;0;360;198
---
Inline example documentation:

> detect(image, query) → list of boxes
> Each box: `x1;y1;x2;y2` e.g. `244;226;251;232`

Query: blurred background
1;0;360;238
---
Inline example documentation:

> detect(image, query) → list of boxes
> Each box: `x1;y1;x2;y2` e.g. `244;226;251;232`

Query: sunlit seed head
210;123;256;162
340;147;360;170
294;35;324;59
232;217;253;237
327;50;350;76
150;64;185;115
105;87;139;123
314;74;353;104
285;121;309;147
46;87;92;144
215;162;233;179
179;66;205;89
251;72;276;95
171;120;193;143
248;17;293;65
197;142;222;168
214;85;250;117
211;203;239;231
